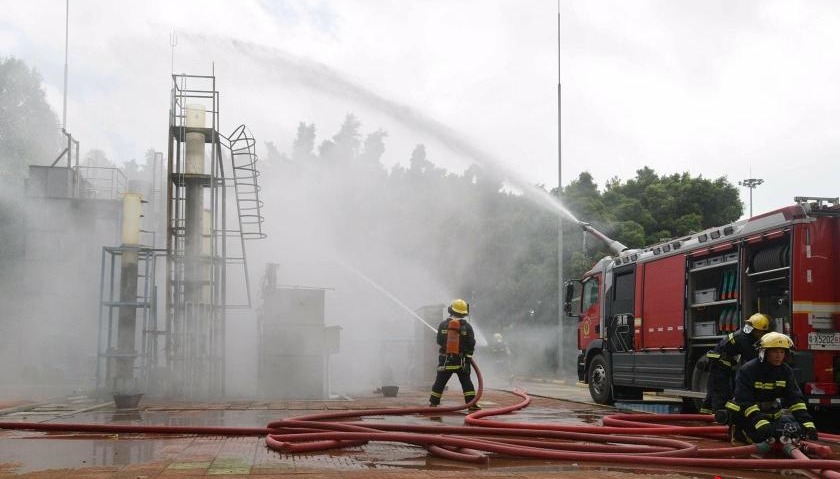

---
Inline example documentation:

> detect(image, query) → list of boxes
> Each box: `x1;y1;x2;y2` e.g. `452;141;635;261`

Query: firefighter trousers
429;366;476;406
700;360;734;413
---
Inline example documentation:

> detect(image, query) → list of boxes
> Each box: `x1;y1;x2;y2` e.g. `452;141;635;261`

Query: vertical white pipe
121;192;143;245
184;104;206;310
114;191;144;396
185;104;206;174
185;133;205;174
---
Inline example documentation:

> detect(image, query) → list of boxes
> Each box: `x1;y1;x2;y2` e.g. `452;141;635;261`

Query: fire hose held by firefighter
699;313;772;414
716;332;820;447
428;298;481;411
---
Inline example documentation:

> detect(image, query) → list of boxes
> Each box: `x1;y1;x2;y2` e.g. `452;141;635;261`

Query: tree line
264;114;743;371
1;56;743;373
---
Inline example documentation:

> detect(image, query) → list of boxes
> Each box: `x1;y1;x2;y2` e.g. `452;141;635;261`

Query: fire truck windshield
582;278;599;311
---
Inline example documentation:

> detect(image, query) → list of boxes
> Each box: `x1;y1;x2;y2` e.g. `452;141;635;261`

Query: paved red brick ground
0;384;835;479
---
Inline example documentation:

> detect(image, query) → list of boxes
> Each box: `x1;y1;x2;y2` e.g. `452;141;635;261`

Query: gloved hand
749;413;772;428
752;421;773;442
804;427;819;441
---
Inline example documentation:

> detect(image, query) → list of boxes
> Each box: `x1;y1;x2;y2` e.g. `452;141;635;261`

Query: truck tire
587;354;614;405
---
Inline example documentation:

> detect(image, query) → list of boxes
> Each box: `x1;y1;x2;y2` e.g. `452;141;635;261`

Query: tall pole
170;31;178;74
62;0;69;130
557;1;562;192
556;1;567;379
749;187;753;217
738;178;764;217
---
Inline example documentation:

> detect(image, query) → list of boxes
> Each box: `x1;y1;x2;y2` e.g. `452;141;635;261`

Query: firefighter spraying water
428;299;481;411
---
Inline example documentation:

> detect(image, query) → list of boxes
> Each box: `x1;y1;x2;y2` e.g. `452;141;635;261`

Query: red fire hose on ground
1;359;839;476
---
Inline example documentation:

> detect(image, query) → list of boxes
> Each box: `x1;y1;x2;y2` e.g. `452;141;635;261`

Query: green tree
264;141;283;164
557;168;743;277
0;57;61;262
318;113;361;163
562;171;605;221
291;122;316;163
0;57;62;182
408;144;432;174
267;115;746;379
598;168;743;246
83;149;114;168
359;129;388;165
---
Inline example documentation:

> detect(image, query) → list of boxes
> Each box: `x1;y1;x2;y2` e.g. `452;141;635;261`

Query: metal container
381;386;399;397
694;288;717;304
113;393;143;409
693;321;716;336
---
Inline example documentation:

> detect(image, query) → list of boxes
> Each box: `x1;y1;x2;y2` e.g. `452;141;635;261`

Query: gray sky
3;0;839;217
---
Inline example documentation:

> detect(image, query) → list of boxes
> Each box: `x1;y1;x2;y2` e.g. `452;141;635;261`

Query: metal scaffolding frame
95;246;158;395
165;73;264;398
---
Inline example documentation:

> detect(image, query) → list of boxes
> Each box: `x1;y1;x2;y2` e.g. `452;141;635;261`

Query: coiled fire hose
1;359;839;476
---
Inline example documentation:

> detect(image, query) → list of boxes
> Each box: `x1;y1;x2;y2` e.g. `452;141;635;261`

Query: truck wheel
587;354;614;405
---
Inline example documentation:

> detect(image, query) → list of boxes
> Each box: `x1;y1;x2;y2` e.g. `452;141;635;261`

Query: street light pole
738;178;764;217
62;0;70;130
556;1;566;379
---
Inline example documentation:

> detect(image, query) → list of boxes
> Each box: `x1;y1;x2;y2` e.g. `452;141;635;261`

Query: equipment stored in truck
564;197;840;410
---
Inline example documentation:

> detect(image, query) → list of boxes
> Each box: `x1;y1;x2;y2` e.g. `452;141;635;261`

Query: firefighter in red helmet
428;299;480;411
699;313;771;414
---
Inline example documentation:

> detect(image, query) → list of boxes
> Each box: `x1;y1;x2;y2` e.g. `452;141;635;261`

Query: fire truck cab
564;197;840;409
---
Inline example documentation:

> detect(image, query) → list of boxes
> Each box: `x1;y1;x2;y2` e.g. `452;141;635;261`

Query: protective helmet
759;331;793;350
743;313;771;333
448;298;469;317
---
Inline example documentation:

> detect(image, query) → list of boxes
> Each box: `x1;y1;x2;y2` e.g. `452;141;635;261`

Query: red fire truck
563;196;840;409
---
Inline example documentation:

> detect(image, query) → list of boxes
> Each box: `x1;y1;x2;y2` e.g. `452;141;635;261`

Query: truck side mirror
563;281;581;318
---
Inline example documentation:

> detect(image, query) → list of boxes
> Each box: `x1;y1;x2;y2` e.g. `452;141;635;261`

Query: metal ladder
228;124;266;240
221;124;266;308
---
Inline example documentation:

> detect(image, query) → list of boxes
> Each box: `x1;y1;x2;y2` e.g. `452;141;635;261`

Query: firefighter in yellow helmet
699;313;771;414
428;299;479;411
724;332;818;445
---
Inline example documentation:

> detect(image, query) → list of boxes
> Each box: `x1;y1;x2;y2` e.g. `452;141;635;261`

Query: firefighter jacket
707;330;759;370
436;318;476;369
724;357;815;432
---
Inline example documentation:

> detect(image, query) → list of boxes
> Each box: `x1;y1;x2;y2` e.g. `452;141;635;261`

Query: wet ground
1;380;837;478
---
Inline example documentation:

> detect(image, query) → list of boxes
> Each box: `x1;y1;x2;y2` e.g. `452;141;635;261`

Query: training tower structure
165;73;265;398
